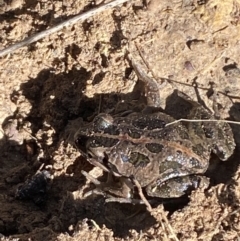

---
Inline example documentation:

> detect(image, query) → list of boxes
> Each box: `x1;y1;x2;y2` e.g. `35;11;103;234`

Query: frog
73;57;236;201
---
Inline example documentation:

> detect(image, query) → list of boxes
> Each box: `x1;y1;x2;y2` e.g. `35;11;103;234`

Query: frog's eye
93;114;114;131
75;135;89;155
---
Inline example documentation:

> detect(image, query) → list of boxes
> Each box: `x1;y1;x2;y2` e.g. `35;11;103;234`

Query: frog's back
108;112;210;187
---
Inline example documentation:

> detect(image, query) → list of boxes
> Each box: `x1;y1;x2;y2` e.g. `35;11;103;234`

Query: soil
0;0;240;240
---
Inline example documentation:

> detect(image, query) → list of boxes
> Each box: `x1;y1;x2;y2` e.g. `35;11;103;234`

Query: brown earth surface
0;0;240;240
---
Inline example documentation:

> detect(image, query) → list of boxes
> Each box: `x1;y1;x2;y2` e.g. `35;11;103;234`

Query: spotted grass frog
73;58;235;200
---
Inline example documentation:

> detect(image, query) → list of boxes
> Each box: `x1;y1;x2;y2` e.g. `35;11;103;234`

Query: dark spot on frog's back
129;152;150;168
132;116;166;130
126;128;141;139
145;143;164;153
90;136;119;148
103;126;120;135
176;150;182;155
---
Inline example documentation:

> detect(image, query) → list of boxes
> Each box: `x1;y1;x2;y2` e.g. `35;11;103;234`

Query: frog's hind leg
129;56;161;108
146;175;209;198
175;90;235;161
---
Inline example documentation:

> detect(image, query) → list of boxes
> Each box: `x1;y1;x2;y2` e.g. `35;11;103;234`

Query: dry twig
0;0;132;58
165;118;240;127
131;176;152;212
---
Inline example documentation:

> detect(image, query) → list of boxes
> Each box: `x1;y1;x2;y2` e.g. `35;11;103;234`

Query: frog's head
74;113;118;161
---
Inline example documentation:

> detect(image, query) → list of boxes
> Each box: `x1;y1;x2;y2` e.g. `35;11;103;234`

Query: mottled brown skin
74;60;236;199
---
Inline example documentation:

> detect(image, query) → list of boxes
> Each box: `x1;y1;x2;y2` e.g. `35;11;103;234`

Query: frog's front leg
82;170;134;200
145;175;209;198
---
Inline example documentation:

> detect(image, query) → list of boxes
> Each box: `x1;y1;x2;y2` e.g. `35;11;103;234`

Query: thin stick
0;0;132;58
165;118;240;127
105;197;145;204
81;170;101;185
131;176;152;212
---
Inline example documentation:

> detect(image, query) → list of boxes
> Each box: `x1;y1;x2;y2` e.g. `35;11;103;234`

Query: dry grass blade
0;0;133;58
90;219;101;231
166;118;240;127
